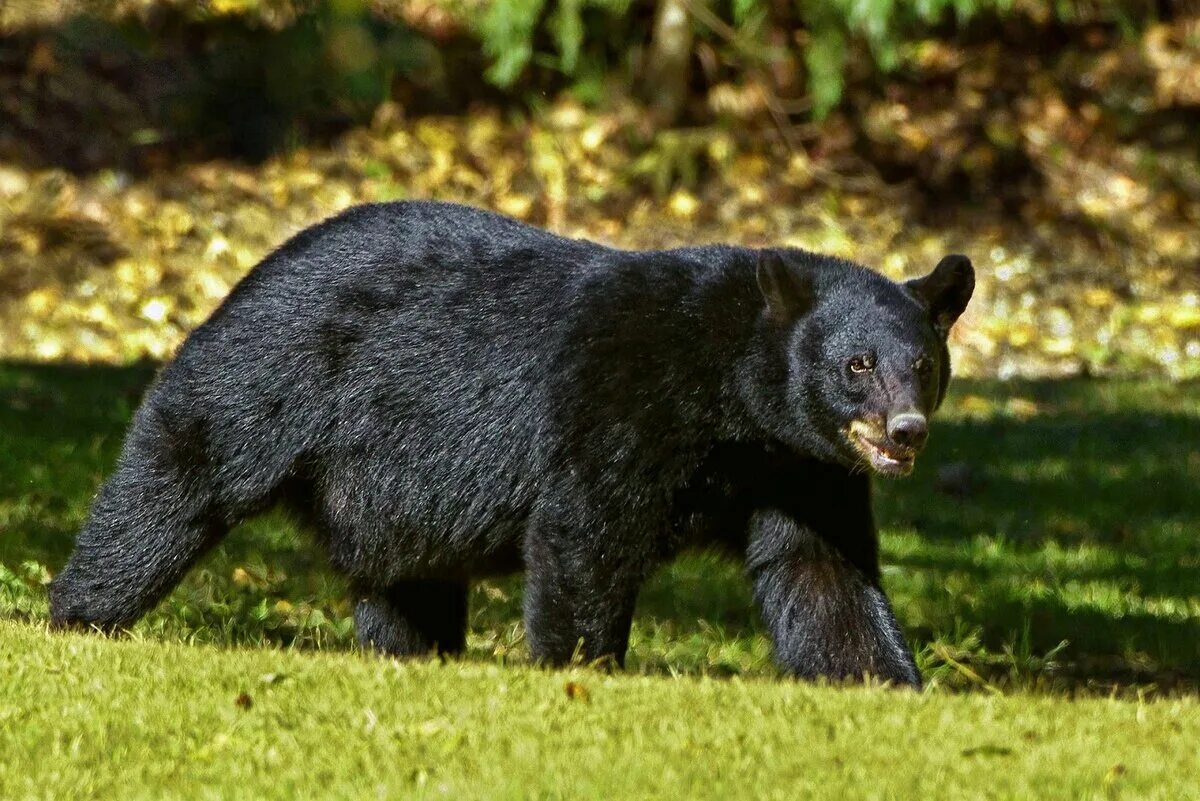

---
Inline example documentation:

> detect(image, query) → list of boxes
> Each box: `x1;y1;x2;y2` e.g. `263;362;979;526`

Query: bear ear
757;250;815;323
907;254;975;338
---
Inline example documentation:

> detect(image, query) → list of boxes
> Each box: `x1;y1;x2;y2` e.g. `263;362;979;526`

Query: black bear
50;201;973;686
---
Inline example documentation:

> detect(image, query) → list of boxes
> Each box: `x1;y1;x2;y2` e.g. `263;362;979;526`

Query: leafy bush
471;0;1166;117
478;0;638;87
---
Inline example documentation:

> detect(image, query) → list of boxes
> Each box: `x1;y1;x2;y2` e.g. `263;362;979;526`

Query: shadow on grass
2;362;1197;692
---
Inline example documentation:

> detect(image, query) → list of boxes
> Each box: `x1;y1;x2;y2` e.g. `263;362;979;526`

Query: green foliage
480;0;546;86
797;1;849;119
478;0;634;86
552;0;585;74
797;0;1020;117
470;0;1162;118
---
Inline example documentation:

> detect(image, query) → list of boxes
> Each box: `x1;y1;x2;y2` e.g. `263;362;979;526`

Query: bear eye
913;357;932;375
848;354;876;374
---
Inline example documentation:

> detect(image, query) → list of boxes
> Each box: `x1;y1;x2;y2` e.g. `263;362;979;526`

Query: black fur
49;201;974;685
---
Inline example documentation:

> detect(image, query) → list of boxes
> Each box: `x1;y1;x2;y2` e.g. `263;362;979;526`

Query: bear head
744;248;975;476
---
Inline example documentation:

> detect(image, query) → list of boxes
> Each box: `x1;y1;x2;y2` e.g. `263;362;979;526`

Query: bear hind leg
354;579;469;657
49;416;236;631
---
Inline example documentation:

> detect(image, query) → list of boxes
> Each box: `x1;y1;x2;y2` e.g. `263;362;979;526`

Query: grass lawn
3;620;1197;800
1;362;1198;797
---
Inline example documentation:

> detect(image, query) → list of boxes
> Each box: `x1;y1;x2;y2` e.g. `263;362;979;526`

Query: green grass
1;363;1198;796
3;620;1198;801
2;363;1197;691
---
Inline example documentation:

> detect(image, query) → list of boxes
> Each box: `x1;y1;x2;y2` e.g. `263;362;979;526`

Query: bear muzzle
846;418;924;476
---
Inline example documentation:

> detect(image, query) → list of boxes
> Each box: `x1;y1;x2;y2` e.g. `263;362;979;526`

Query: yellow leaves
732;154;768;182
529;130;568;226
1041;338;1075;357
958;395;995;417
783;152;814;190
27;38;56;75
34;337;64;361
496;193;534;220
668;190;699;219
956;395;1040;420
25;289;56;315
415;118;458;152
323;186;357;212
1135;305;1163;324
232;566;286;589
1077;173;1149;218
114;259;163;291
0;165;30;198
450;165;485;193
463;112;501;152
707;81;768;120
386;130;413;157
195;270;232;301
1006;398;1040;419
1084;288;1117;308
862;101;905;145
8;223;40;255
737;184;765;205
121;193;149;219
579;122;608;153
546;100;586;130
904;39;965;75
157;201;196;242
880;252;907;278
290;169;325;190
139;298;172;324
1006;324;1035;348
83;301;113;326
210;0;259;14
1143;19;1200;105
1169;305;1200;330
0;101;1196;382
1040;307;1074;355
896;120;932;152
205;235;231;261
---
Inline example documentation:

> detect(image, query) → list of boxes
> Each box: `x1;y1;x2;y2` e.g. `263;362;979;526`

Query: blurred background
1;0;1198;374
0;0;1197;694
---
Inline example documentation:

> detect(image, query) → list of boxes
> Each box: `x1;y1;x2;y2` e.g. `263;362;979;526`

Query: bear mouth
847;421;917;477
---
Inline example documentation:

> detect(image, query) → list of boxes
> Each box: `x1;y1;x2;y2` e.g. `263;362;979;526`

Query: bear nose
887;412;928;449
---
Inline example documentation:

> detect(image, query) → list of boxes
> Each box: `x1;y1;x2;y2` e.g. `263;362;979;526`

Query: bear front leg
354;579;469;657
748;508;921;687
522;525;643;669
